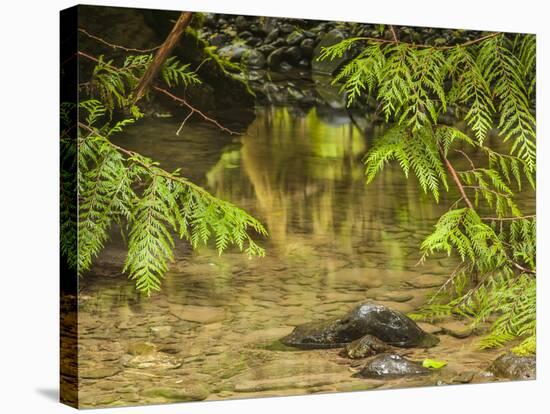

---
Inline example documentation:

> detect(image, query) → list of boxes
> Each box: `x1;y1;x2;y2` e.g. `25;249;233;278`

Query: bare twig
389;25;399;43
77;51;240;135
481;215;536;221
176;110;194;135
78;28;161;53
77;122;216;199
454;149;476;170
438;145;474;209
133;11;193;104
152;85;239;135
428;263;464;304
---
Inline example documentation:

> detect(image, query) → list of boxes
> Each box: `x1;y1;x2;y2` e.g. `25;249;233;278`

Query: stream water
73;103;534;407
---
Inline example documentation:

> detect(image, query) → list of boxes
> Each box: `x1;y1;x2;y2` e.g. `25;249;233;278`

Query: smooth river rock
354;354;431;379
341;334;391;359
488;353;536;380
280;301;440;349
169;304;226;324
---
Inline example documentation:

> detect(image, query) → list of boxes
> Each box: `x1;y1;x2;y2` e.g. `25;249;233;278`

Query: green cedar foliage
321;32;536;354
61;53;267;295
82;53;201;117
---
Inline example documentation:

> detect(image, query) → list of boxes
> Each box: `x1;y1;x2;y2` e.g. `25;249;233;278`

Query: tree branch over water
77;51;240;135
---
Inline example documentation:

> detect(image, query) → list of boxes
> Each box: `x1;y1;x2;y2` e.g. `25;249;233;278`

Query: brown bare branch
133;11;193;104
77;51;240;135
78;28;161;53
438;145;474;209
389;25;399;43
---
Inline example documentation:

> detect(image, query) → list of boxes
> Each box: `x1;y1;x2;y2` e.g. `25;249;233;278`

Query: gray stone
355;354;431;379
217;44;251;62
284;46;302;65
286;31;305;46
267;48;286;69
312;29;349;75
235;16;249;31
300;38;315;57
488;353;536;380
208;32;230;47
241;49;266;69
280;301;440;349
265;28;280;44
341;334;391;359
280;23;295;34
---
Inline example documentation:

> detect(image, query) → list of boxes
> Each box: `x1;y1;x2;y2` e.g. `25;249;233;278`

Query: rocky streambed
70;226;535;408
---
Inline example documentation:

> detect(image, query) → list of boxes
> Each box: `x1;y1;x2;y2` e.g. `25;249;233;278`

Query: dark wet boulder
267;48;286;69
258;44;277;56
218;44;251;62
238;30;253;40
280;301;439;349
340;334;391;359
207;32;231;48
270;38;287;48
298;59;310;68
284;46;303;65
235;15;250;31
249;23;266;36
265;28;280;44
286;31;305;46
300;38;315;58
488;353;536;380
354;354;431;379
245;37;263;48
280;23;295;34
241;50;266;69
312;29;351;75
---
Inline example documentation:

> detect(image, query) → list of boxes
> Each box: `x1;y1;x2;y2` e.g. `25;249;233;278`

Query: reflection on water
75;106;531;407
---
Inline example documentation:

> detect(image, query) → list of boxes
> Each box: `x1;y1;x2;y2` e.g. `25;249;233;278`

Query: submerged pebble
354;354;431;379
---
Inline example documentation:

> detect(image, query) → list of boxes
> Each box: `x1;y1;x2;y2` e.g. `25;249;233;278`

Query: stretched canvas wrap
60;4;537;409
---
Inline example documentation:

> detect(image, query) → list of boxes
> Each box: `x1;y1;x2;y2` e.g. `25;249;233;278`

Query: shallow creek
74;105;533;407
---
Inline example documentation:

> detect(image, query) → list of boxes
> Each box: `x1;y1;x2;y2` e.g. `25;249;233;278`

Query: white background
0;0;547;412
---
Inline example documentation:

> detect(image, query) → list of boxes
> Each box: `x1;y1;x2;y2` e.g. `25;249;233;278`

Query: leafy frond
83;53;200;114
72;100;267;294
364;125;446;201
324;31;536;355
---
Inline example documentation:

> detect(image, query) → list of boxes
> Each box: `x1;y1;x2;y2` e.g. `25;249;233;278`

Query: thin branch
77;51;240;135
176;110;194;135
428;263;464;304
133;11;193;104
389;25;399;43
463;185;510;198
481;215;536;221
454;149;476;170
77;122;216;200
152;85;239;135
78;28;161;53
438;145;474;209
